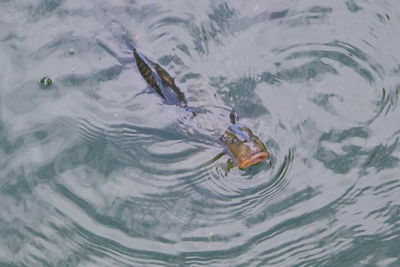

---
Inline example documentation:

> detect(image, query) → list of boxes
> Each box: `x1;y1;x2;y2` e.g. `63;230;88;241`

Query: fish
132;49;269;169
221;114;270;169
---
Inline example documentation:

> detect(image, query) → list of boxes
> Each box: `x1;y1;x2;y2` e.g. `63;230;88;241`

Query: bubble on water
40;77;52;87
68;48;75;56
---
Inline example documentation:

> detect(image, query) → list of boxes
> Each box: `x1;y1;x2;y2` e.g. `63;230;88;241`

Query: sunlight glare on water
1;0;400;266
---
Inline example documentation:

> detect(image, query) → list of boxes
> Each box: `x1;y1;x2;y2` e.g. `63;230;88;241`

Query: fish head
220;123;269;169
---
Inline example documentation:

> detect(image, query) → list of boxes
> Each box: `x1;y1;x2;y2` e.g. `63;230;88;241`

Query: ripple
76;116;213;187
368;86;400;124
272;41;390;127
71;105;296;239
275;41;383;83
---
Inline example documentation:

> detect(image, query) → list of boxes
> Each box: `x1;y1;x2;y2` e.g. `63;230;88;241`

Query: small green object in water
207;232;214;241
40;77;52;87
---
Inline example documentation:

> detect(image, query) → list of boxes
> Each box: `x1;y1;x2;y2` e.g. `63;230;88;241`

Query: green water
1;0;400;266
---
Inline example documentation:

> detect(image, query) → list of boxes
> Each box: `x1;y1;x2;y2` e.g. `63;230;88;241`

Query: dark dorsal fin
133;50;166;99
133;50;189;106
154;64;188;106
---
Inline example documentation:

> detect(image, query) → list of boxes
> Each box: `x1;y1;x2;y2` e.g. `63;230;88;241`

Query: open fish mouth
238;151;270;169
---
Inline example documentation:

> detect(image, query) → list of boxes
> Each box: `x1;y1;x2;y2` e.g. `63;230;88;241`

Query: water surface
1;0;400;266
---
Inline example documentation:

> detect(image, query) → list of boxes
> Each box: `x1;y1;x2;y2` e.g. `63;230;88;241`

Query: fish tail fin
230;109;239;124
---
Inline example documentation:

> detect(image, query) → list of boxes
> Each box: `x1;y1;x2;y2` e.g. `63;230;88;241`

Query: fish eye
231;137;240;144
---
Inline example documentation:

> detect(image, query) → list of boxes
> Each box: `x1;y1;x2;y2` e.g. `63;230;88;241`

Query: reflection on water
1;0;400;266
